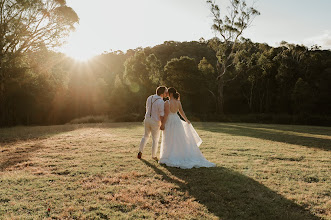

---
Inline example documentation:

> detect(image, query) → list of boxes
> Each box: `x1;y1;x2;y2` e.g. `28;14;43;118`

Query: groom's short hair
156;86;167;96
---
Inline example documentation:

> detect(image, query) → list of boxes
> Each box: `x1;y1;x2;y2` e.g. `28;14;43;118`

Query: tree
292;78;314;114
164;56;201;94
123;50;161;91
164;56;206;112
0;0;79;125
207;0;260;114
123;50;163;115
146;53;163;85
274;43;307;113
198;57;218;111
0;0;79;56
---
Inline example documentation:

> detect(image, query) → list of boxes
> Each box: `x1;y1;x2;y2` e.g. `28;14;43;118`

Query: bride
159;87;216;169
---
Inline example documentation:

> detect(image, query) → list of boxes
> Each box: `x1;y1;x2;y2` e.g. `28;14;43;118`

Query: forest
1;40;330;126
0;0;330;127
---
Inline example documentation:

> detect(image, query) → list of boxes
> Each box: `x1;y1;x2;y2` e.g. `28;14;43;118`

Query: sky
61;0;331;60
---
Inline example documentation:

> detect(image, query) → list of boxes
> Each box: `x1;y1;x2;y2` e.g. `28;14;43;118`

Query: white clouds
303;31;331;50
323;34;331;47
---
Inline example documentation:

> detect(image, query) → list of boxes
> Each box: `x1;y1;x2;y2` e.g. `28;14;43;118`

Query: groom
137;86;168;160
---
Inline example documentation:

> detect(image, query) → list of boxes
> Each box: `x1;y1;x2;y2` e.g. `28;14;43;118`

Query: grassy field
0;122;330;219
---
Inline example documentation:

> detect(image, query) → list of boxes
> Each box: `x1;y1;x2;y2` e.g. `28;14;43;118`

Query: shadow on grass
0;122;141;171
195;123;331;151
229;123;331;136
142;159;320;220
0;144;44;171
0;122;141;144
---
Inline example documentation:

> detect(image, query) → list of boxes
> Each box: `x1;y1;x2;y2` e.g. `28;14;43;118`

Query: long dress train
159;112;216;169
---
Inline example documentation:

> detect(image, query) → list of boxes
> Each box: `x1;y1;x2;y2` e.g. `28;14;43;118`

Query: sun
64;47;96;62
62;38;97;62
61;28;99;61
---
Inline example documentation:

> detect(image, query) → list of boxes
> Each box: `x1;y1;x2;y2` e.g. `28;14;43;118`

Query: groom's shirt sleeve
158;100;165;117
146;96;150;110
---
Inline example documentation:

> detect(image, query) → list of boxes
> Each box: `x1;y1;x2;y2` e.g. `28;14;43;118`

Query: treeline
1;40;331;126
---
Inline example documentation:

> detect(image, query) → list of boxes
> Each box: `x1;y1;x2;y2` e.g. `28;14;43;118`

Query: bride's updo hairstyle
168;87;180;100
173;92;180;100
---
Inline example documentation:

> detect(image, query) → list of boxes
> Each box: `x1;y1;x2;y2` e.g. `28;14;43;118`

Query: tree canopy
1;39;330;126
0;0;79;125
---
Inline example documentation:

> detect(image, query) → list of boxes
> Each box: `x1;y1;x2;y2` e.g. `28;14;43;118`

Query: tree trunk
249;81;254;112
265;80;270;113
216;59;227;115
260;93;265;113
0;69;5;126
206;89;218;113
0;92;4;126
217;76;224;114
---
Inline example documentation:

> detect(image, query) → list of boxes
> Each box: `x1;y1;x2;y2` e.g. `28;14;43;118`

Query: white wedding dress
159;110;216;169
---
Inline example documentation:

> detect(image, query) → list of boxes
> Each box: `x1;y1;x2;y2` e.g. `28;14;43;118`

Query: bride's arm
178;101;191;124
161;101;170;130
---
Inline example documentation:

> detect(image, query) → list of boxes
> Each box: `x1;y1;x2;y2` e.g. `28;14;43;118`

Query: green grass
0;122;330;219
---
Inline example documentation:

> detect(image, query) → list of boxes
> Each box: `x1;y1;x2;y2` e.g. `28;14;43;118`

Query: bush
68;115;110;124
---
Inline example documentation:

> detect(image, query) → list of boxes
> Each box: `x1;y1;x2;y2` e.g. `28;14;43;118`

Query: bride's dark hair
173;92;180;100
168;87;180;100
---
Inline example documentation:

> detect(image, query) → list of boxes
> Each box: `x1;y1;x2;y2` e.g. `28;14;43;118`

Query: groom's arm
159;100;165;120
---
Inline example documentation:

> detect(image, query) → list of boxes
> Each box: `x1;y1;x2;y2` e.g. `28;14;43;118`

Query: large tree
164;56;201;94
0;0;79;125
207;0;260;113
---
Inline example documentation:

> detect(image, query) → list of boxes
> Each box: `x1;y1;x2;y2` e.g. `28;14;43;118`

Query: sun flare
62;34;98;61
64;48;96;61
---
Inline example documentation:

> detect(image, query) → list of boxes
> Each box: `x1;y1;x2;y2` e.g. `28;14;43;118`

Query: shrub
68;115;110;124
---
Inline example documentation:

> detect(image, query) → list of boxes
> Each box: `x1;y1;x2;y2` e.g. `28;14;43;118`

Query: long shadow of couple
141;159;320;220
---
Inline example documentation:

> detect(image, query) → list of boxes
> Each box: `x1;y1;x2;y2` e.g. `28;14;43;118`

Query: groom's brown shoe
152;157;158;161
137;152;142;159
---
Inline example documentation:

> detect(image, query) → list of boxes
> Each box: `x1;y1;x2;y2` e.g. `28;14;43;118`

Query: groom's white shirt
145;95;165;122
139;94;164;157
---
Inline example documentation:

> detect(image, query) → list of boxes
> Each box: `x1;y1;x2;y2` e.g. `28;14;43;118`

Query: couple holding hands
137;86;215;169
